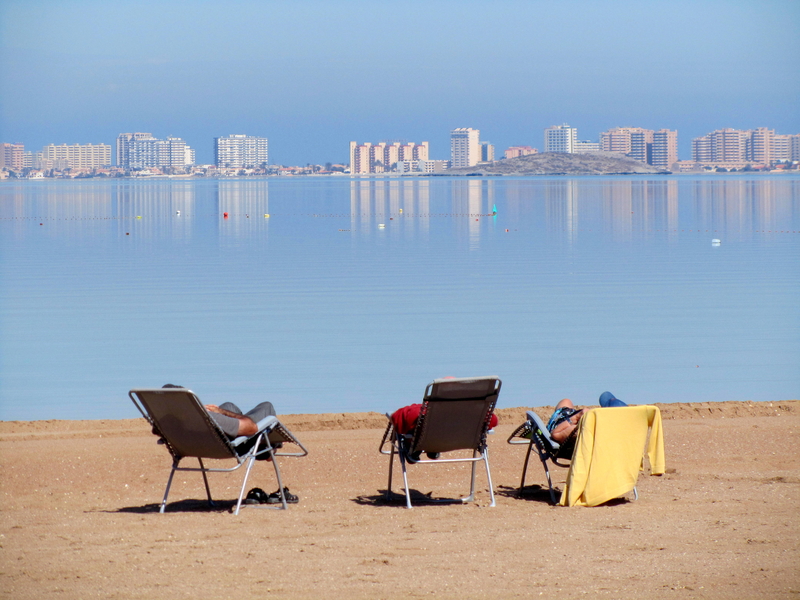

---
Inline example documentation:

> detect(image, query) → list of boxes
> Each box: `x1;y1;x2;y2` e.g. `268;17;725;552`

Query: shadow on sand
110;498;239;514
353;489;473;507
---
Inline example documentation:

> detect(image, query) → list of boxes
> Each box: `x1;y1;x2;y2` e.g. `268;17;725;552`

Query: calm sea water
1;175;798;421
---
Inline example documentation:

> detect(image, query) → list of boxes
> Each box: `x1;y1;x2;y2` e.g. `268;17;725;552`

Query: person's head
162;383;184;389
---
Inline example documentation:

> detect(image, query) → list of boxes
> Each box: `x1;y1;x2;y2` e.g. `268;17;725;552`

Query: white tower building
214;134;269;168
544;124;577;153
450;128;481;168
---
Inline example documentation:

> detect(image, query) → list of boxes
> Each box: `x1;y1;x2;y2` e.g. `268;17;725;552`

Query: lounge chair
379;376;501;509
559;405;665;506
507;410;573;504
129;388;308;515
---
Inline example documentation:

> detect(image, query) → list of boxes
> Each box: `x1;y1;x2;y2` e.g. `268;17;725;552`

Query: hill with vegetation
446;151;669;175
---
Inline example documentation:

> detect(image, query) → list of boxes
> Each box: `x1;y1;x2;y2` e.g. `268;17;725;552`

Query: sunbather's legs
244;402;277;422
599;391;628;408
218;401;276;421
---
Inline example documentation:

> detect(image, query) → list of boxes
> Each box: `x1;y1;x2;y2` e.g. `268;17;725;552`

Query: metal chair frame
379;376;501;509
130;388;307;515
508;410;637;504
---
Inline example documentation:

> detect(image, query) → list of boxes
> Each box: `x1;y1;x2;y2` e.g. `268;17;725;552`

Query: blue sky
1;0;799;165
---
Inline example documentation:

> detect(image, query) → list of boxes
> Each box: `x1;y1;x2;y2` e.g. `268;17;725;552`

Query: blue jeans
599;391;628;408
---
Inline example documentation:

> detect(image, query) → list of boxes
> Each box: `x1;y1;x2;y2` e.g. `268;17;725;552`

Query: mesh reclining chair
509;408;657;505
507;410;574;504
379;376;501;509
130;388;307;515
559;406;664;507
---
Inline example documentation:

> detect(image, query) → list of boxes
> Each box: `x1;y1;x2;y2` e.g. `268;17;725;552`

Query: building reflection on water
216;180;269;239
350;179;431;236
0;177;796;241
349;178;498;247
114;180;196;238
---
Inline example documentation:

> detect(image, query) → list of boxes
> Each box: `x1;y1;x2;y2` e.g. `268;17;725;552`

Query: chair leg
519;439;535;493
271;450;288;509
398;451;412;509
160;461;179;513
197;458;216;507
541;457;557;505
386;443;396;499
483;447;496;508
233;455;257;516
462;449;478;503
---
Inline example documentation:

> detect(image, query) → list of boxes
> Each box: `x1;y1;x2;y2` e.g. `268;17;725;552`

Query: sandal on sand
266;487;299;504
245;487;269;505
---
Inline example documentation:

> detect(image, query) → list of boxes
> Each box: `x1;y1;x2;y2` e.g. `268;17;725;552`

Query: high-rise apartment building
116;133;194;169
349;141;429;174
1;143;26;170
504;146;537;159
214;134;269;168
480;142;495;162
117;133;154;167
651;130;678;169
746;127;773;164
692;128;751;163
689;128;791;164
600;127;677;167
544;124;577;153
600;127;653;160
771;133;800;162
37;143;111;170
450;128;480;167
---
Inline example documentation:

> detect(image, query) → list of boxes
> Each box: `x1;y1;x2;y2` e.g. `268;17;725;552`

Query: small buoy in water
399;208;403;213
493;204;497;215
264;214;269;218
126;232;129;235
390;217;393;220
378;223;385;228
40;223;43;226
176;210;180;215
223;212;228;218
505;229;509;232
136;216;142;219
712;238;721;245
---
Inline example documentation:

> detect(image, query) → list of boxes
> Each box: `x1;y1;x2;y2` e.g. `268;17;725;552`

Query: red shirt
391;403;498;435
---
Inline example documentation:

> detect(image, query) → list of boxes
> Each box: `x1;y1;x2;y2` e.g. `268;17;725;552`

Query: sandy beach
1;400;798;599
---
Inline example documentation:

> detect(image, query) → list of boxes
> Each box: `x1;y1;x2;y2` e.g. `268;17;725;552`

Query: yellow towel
559;405;665;507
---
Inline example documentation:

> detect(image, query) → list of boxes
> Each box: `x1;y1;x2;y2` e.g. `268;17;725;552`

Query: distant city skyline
3;120;800;175
1;0;798;165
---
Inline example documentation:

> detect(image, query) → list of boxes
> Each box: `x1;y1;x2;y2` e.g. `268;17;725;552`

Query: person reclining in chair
161;384;297;504
391;376;499;463
547;391;628;451
162;383;275;438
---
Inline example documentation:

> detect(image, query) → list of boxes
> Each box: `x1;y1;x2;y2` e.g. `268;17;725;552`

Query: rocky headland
445;151;669;176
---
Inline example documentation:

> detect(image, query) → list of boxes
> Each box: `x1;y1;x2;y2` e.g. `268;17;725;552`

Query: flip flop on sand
266;487;299;504
244;487;270;504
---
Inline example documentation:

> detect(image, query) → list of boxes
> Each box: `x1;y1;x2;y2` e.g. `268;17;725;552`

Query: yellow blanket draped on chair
559;405;665;507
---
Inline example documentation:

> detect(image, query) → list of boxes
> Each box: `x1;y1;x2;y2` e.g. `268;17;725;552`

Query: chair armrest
230;415;278;447
526;410;560;453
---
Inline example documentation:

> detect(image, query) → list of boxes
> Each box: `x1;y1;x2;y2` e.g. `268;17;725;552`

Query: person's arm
550;408;586;444
205;405;259;437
